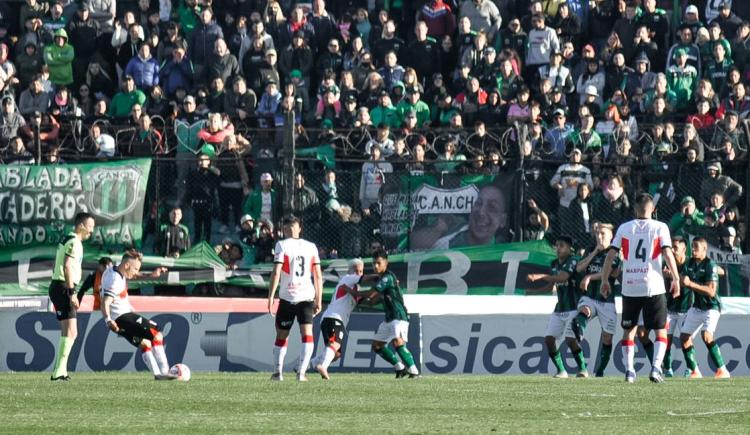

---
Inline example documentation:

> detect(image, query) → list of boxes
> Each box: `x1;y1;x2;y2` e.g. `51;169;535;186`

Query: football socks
273;339;288;374
595;343;612;376
375;346;400;367
51;336;75;379
622;340;635;373
682;345;698;371
572;348;587;371
298;335;314;376
707;341;726;371
652;336;668;372
549;350;565;373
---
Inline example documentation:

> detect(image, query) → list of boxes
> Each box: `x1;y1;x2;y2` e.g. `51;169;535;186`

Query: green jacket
704;58;734;91
396;100;431;127
370;105;401;129
242;188;277;222
43;29;74;86
108;90;147;118
667;65;697;111
668;209;705;237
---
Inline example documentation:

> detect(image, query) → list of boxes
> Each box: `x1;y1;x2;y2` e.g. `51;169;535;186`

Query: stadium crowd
0;0;747;268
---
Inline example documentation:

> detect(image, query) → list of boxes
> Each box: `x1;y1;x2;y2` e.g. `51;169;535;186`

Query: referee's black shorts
621;294;668;330
49;280;76;321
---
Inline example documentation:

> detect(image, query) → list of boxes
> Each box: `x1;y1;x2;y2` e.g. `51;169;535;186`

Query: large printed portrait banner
0;159;151;249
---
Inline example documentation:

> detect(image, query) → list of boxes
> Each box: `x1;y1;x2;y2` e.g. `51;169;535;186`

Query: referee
49;212;95;381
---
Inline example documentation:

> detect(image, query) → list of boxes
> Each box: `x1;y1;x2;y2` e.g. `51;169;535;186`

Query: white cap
585;85;598;97
686;5;698;14
240;214;253;224
260;172;273;181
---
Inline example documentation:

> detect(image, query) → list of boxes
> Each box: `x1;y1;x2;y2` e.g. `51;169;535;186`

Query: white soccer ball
169;363;191;381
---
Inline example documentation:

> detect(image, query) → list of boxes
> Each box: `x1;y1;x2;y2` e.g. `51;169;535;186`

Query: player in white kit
267;215;323;382
601;193;681;384
310;258;365;379
99;249;174;380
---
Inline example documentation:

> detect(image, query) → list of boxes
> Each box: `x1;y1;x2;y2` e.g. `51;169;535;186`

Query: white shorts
667;311;687;339
373;320;409;343
545;311;576;340
680;308;721;338
578;296;617;335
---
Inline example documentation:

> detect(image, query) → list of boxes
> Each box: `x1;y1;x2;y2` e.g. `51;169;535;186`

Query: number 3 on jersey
293;256;305;277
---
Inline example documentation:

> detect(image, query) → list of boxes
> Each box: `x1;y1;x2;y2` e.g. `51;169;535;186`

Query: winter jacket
460;0;502;37
700;164;744;207
109;89;147;118
125;55;160;90
18;89;50;115
43;29;74;86
159;58;194;96
667;64;698;111
189;20;224;66
66;15;100;58
207;53;240;84
88;0;116;32
418;1;457;39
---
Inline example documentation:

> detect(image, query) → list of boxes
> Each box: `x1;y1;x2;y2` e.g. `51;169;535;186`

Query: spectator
396;87;430;127
256;80;281;127
108;75;146;119
43;28;74;87
559;182;594;251
669;196;706;238
700;161;744;207
418;0;456;40
15;42;43;90
185;153;221;244
156;207;191;257
125;42;159;93
242;172;278;224
278;31;314;84
2;136;35;165
705;42;734;92
66;3;100;86
525;14;559;84
434;138;466;173
524;199;550;241
460;0;502;39
359;144;393;211
307;0;338;55
592;174;632;228
215;133;252;233
49;85;78;118
545;108;574;158
85;56;115;100
189;7;223;82
292;173;321;240
405;21;441;84
550;148;593;208
17;76;49;115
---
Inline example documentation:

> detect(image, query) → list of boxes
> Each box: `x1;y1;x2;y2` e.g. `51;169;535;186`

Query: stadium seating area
0;0;747;263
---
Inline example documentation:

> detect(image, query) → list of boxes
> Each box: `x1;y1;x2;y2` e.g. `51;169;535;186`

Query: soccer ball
169;363;191;381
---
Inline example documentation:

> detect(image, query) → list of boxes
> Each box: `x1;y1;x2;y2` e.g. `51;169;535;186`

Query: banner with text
0;159;151;249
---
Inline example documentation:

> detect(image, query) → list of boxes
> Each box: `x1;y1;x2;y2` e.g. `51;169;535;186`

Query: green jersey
684;257;721;311
551;256;579;312
52;232;83;285
666;258;692;313
374;270;409;322
584;251;620;303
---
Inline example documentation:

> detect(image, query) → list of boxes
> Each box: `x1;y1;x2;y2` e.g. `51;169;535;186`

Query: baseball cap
707;162;721;171
290;69;302;79
183;95;195;104
674;48;687;58
722;226;737;237
344;94;357;103
240;214;254;225
719;1;731;9
260;172;273;181
681;196;695;205
553;108;565;117
686;5;698;14
585;85;598;96
265;49;277;56
552;86;562;94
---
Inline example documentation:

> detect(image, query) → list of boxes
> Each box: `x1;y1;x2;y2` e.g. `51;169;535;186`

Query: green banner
0;159;151;249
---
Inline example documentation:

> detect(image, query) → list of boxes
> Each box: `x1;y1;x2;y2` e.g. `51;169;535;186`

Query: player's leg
594;302;617;377
644;294;669;382
545;313;567;377
391;321;418;377
565;337;588;377
679;308;702;378
700;311;729;378
571;297;594;343
372;322;405;375
313;318;342;379
295;302;316;381
50;282;77;380
272;300;294;380
136;314;169;375
620;296;642;382
663;312;680;376
636;326;654;364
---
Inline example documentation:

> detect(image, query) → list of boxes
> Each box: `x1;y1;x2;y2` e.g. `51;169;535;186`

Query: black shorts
320;317;346;345
49;280;76;321
621;294;668;330
275;299;315;330
114;312;160;347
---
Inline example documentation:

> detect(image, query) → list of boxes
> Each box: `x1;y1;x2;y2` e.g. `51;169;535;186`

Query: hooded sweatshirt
43;29;75;86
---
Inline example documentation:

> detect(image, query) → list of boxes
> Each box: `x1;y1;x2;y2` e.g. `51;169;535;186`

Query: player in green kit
48;212;96;381
661;237;691;377
528;236;587;378
570;224;621;377
679;237;731;379
366;249;419;378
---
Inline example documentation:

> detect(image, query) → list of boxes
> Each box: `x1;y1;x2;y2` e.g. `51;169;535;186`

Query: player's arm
76;272;95;303
662;246;681;297
267;262;283;314
575;248;600;273
63;254;80;308
528;271;570;284
312;262;323;315
525;281;554;294
579;272;601;291
682;277;717;297
133;267;167;279
600;248;618;298
100;295;119;332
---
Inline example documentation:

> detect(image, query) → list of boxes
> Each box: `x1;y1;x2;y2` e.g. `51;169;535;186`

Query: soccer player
267;215;323;382
100;249;173;380
679;237;730;379
601;193;681;383
310;258;365;380
49;212;95;381
368;248;419;378
571;224;621;377
662;237;691;377
528;235;587;378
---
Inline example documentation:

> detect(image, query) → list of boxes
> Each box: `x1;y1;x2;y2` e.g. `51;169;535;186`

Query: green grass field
1;373;748;434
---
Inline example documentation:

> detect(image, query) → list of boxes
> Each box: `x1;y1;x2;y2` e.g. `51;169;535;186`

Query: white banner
422;314;750;375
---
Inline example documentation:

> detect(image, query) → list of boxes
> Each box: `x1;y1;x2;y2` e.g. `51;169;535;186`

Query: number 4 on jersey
623;237;661;262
